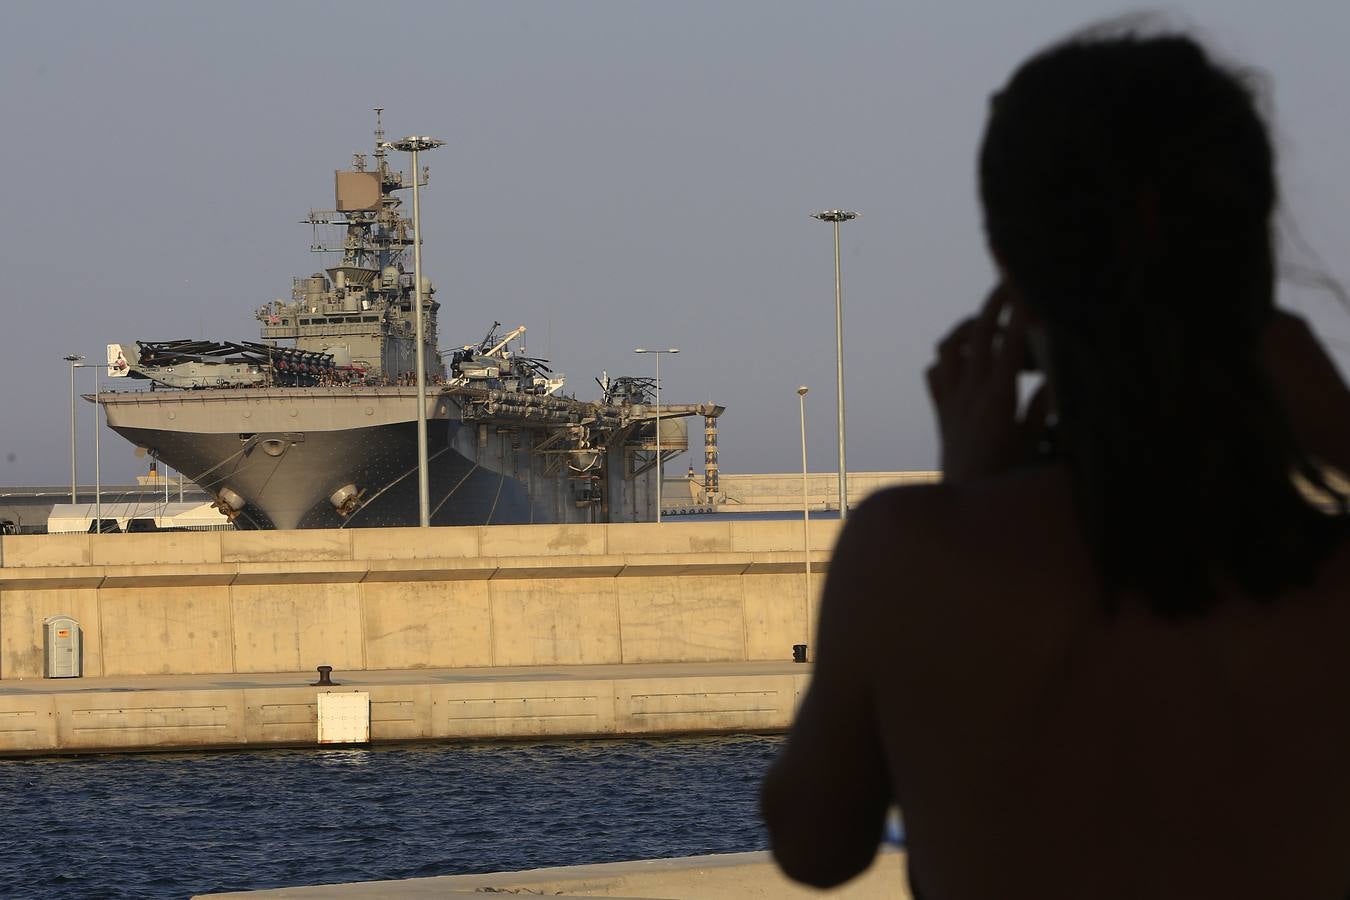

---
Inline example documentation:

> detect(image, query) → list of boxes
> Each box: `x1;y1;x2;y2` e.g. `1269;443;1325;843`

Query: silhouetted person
762;25;1350;900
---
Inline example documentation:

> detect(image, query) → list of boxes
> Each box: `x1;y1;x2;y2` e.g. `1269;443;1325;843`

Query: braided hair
979;29;1345;616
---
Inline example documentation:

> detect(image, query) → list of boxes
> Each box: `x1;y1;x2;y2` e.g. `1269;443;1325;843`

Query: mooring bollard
311;665;338;686
792;644;808;663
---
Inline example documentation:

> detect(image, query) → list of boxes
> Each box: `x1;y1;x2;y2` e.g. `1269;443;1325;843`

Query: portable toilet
43;616;82;678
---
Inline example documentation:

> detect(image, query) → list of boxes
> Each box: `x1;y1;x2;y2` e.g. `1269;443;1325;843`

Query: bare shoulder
824;466;1084;661
835;466;1076;579
852;479;956;522
821;483;955;624
836;481;955;555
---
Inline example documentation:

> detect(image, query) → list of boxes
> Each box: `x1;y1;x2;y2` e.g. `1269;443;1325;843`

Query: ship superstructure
257;113;443;385
96;114;723;529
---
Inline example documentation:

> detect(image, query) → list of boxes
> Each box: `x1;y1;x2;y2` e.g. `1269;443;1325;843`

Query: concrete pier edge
196;848;911;899
0;660;811;756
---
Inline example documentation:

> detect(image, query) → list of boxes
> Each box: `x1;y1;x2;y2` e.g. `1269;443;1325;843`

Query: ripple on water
0;734;782;899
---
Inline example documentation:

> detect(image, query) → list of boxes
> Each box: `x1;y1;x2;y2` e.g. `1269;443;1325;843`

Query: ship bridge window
361;316;377;322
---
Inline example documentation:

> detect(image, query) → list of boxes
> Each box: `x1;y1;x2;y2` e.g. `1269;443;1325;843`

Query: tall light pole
69;362;104;529
797;386;811;610
634;347;679;523
63;354;84;504
381;136;445;527
94;364;102;529
810;209;858;519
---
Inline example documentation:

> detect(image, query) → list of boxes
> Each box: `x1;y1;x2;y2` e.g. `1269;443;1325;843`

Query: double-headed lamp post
634;347;679;523
810;209;858;520
381;136;445;528
797;386;811;610
63;354;84;504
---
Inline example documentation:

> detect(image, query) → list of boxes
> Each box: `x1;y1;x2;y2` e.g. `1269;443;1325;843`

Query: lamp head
382;136;446;153
810;210;859;223
797;386;809;396
63;354;85;363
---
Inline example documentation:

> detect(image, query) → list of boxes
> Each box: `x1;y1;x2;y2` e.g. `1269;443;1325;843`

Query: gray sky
2;1;1348;485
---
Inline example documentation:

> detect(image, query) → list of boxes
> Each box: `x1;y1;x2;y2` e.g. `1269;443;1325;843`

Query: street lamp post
67;362;104;529
381;135;446;528
634;347;679;523
63;354;84;504
797;386;811;611
94;364;101;529
810;209;858;520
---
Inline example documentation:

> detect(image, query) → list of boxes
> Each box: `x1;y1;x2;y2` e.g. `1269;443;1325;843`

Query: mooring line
340;444;455;528
484;471;506;525
429;462;480;520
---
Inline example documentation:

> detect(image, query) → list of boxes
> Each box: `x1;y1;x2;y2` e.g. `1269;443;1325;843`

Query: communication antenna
373;107;386;170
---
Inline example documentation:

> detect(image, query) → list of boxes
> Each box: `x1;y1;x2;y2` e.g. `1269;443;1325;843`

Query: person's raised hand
926;285;1044;484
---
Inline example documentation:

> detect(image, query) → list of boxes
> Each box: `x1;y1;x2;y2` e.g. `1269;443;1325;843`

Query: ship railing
261;323;381;339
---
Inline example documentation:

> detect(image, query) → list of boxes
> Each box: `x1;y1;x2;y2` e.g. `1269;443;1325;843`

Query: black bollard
792;644;808;663
311;665;339;686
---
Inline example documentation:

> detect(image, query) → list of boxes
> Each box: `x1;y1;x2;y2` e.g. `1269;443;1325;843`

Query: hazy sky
2;1;1348;485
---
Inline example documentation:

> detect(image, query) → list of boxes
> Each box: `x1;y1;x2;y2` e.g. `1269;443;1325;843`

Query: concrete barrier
0;520;842;568
0;521;838;679
715;471;939;512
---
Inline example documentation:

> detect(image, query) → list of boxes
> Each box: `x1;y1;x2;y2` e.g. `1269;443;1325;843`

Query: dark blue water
0;735;782;899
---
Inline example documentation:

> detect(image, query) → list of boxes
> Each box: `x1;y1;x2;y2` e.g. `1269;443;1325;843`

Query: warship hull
98;387;599;530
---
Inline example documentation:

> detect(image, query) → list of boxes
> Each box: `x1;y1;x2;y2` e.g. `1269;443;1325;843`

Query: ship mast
257;109;444;383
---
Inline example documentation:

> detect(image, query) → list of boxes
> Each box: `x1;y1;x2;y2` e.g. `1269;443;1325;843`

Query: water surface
0;735;781;899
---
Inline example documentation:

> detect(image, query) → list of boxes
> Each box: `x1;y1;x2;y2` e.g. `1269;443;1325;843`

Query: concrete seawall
0;521;839;754
0;521;837;679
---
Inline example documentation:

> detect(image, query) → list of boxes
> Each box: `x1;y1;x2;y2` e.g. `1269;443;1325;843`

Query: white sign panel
317;691;371;744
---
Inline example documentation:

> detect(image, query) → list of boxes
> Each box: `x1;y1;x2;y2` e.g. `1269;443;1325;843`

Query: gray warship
97;114;723;530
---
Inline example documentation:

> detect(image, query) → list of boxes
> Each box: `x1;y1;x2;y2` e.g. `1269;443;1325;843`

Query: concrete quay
0;660;810;755
0;519;842;753
199;849;910;899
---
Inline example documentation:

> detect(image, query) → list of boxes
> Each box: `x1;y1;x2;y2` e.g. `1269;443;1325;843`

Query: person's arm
763;286;1030;886
761;499;895;888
